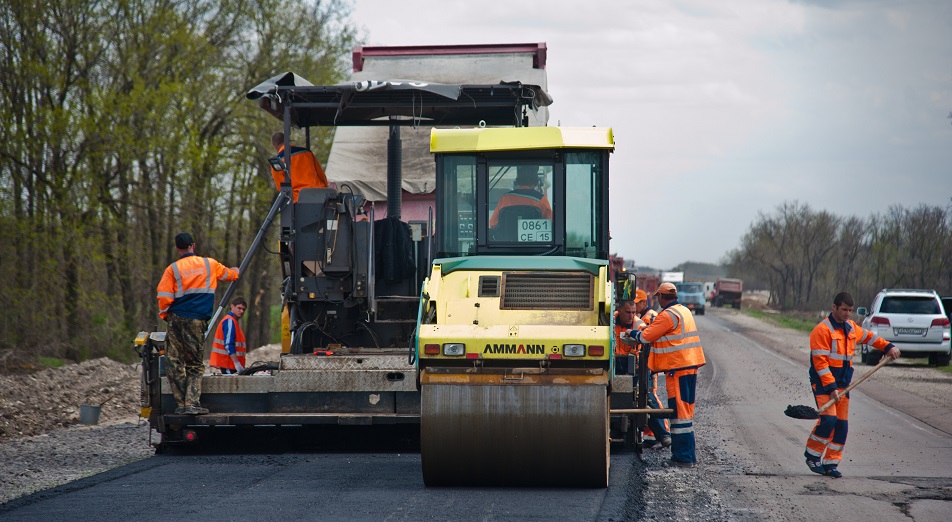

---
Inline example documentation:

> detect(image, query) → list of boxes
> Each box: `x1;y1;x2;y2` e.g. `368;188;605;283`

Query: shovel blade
784;404;819;420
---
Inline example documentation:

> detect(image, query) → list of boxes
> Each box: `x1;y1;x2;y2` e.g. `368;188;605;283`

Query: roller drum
421;378;609;487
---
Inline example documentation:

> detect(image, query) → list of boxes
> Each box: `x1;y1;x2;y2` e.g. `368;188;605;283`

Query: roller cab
417;127;615;487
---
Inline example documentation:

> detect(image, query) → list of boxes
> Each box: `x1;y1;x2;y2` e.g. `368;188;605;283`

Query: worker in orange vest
489;165;553;228
270;131;328;203
632;289;670;448
615;290;671;449
157;233;239;415
804;292;899;478
626;282;705;466
211;296;248;375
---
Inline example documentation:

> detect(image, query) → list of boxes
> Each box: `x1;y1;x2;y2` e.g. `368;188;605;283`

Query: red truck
713;278;743;309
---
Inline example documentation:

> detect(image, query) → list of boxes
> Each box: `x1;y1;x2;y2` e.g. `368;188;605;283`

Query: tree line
726;200;952;311
0;0;358;368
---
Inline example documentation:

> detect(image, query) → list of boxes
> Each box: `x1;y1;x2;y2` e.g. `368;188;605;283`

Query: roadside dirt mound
0;344;283;443
0;358;140;442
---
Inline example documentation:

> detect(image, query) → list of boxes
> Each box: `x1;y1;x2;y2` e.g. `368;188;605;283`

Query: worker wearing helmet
804;292;899;478
211;296;248;375
157;233;239;415
632;289;671;448
270;131;328;203
615;290;671;449
626;282;705;466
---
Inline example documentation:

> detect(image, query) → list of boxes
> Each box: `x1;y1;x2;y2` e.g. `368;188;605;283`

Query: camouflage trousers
165;313;209;409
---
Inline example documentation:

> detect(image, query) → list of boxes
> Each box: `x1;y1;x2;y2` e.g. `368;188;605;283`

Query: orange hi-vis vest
210;314;246;370
642;303;706;372
271;145;328;203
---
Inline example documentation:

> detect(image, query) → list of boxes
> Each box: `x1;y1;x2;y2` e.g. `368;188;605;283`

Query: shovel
785;356;891;420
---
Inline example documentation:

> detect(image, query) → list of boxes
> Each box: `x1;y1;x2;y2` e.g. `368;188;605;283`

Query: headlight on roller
563;344;585;357
443;343;465;356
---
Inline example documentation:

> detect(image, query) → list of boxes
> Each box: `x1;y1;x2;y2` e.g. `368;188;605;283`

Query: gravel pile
0;345;282;504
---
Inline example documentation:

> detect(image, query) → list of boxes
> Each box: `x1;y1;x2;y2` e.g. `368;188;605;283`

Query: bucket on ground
80;404;101;425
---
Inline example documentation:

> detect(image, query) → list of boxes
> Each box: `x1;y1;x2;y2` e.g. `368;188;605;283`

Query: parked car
856;289;951;366
943;296;952;323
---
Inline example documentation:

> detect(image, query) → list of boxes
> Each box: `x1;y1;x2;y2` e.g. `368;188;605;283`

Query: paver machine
415;126;619;487
133;74;557;451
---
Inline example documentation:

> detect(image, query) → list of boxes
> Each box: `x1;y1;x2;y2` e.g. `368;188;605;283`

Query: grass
37;356;65;369
742;308;819;333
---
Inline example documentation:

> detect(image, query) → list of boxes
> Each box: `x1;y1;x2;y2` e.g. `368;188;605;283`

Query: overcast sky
348;0;952;269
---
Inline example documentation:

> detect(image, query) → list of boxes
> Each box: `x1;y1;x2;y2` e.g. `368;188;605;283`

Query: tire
865;350;883;366
930;353;951;367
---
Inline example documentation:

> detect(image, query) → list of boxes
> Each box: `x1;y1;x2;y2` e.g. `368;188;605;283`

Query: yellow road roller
416;127;615;487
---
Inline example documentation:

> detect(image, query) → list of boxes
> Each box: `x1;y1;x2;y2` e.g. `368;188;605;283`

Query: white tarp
327;52;549;201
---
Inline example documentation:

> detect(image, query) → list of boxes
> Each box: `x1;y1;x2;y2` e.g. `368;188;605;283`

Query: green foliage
0;0;359;364
37;357;65;369
742;309;818;333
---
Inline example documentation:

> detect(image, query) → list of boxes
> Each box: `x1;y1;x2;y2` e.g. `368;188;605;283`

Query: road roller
416;126;615;487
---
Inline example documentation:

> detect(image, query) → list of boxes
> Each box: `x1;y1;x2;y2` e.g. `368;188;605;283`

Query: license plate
894;327;926;336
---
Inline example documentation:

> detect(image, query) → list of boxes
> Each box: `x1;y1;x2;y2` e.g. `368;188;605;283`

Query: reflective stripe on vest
648;304;705;371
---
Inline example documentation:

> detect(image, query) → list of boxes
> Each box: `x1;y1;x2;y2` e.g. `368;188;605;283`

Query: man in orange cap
626;282;705;465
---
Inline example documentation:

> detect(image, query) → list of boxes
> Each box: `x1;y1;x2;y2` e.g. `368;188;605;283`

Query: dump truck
133;75;553;451
675;281;706;315
713;277;743;308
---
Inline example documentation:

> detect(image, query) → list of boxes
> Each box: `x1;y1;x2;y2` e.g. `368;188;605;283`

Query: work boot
184;405;209;415
806;458;825;475
823;465;842;478
174;407;186;415
660;437;672;448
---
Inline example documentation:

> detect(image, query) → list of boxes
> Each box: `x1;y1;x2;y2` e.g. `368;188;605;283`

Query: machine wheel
865;350;883;366
421;379;609;487
930;353;951;367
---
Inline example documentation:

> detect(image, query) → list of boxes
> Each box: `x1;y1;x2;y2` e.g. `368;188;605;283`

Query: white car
857;289;951;366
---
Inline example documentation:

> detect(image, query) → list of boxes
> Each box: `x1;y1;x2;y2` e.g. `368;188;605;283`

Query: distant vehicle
703;281;715;302
856;289;951;366
675;282;705;315
661;271;684;283
943;296;952;323
713;278;743;309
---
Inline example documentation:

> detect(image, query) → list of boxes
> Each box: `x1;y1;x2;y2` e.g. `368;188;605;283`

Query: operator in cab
270;131;328;203
489;165;553;229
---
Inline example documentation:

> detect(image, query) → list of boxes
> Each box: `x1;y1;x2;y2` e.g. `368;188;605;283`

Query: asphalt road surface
3;310;951;521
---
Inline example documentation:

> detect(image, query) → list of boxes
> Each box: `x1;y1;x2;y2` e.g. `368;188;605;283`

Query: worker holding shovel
803;292;900;478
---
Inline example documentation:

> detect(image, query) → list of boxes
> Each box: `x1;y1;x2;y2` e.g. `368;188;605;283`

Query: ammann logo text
483;343;544;354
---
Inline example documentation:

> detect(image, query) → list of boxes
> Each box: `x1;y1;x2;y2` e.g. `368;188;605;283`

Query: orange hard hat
634;289;648;303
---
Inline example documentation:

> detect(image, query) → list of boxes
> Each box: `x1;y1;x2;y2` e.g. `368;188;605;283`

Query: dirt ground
0;345;283;503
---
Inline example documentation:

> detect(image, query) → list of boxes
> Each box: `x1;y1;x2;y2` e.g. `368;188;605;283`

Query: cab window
487;162;553;244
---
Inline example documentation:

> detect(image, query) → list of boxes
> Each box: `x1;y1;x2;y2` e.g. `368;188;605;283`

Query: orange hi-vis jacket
270;145;328;203
641;303;706;372
211;313;246;370
489;187;553;228
809;316;892;393
614;310;646;355
157;254;239;320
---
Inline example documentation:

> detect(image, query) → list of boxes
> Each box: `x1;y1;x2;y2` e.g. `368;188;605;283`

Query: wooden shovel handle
818;356;891;414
